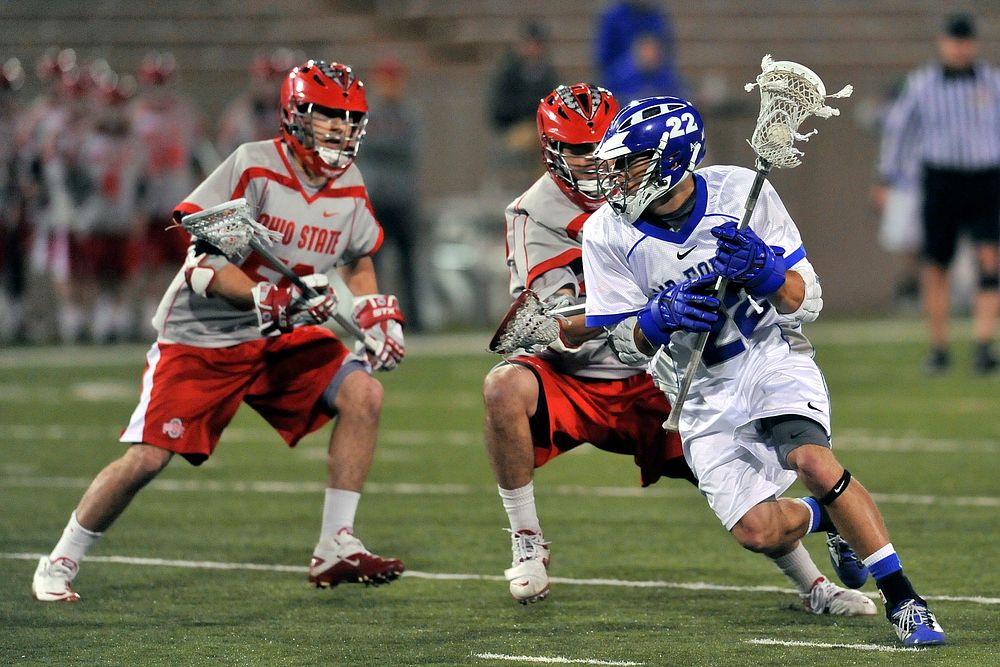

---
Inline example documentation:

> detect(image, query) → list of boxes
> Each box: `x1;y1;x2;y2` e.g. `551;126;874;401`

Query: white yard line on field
473;653;644;666
2;552;998;606
746;638;925;653
5;422;999;454
3;474;1000;508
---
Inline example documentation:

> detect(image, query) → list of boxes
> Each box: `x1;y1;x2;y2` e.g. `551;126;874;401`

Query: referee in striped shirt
877;13;1000;374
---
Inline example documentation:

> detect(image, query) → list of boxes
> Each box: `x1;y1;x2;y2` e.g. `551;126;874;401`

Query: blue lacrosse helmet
594;96;705;224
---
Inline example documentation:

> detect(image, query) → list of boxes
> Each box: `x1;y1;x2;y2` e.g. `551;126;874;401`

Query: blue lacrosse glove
710;221;787;298
637;273;721;346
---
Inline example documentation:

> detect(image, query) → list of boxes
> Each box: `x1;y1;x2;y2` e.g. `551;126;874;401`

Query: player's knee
731;505;784;553
483;365;536;415
731;521;782;554
787;445;840;492
124;444;172;481
341;372;384;419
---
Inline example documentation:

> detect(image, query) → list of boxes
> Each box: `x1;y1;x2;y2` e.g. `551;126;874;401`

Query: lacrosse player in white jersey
485;85;872;618
582;96;945;646
485;84;694;605
32;60;406;602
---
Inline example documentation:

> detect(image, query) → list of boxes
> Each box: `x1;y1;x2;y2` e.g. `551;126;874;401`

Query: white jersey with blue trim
582;164;817;402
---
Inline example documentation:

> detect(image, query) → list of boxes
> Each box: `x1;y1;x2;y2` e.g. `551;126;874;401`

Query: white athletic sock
320;488;361;542
499;482;541;534
770;542;824;595
50;512;102;568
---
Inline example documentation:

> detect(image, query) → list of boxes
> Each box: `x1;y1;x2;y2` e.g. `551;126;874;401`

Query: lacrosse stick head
489;289;562;355
179;198;284;260
744;55;853;169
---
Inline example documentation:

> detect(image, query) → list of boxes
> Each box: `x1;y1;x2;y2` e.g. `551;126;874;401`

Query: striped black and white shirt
878;61;1000;184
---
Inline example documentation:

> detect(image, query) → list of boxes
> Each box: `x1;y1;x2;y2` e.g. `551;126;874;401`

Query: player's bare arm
205;262;257;308
768;270;805;314
339;256;379;296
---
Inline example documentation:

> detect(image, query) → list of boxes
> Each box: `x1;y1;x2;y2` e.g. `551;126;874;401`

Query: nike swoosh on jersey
807;401;822;411
322;211;337;218
677;247;695;260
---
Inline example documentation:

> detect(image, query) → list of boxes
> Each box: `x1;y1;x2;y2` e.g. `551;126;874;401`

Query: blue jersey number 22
702;290;769;366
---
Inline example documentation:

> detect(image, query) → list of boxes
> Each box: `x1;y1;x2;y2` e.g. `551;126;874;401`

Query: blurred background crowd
0;1;996;345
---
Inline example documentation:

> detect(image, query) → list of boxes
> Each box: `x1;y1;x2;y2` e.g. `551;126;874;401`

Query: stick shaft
247;238;377;351
663;160;771;432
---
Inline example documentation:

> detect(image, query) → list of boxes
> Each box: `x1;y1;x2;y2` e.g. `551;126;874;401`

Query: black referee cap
944;13;976;39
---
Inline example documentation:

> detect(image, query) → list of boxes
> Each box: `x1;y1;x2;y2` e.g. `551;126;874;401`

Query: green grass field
2;320;998;666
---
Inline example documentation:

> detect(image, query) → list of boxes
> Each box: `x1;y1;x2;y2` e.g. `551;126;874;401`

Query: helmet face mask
280;60;368;179
537;84;619;211
595;96;705;224
294;104;367;170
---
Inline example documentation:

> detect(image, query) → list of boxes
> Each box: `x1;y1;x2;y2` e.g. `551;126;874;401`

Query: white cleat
31;556;81;602
504;529;550;605
801;576;877;616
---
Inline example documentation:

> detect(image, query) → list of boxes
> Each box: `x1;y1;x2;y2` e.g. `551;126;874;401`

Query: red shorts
120;327;353;465
510;356;692;487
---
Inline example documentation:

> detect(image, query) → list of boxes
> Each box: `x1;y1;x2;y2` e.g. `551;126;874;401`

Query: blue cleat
826;532;869;589
890;598;946;646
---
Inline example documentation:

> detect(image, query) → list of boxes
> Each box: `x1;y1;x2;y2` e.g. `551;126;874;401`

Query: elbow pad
606;316;653;366
183;246;228;297
789;262;823;322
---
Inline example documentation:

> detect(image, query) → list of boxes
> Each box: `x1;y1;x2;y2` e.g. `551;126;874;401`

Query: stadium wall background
2;0;997;317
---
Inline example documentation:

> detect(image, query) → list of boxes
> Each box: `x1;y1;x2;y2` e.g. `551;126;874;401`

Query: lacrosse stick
663;55;852;432
489;289;560;354
179;198;378;352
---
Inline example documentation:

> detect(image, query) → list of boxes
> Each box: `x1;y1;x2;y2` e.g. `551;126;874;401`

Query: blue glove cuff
745;247;787;297
637;300;674;347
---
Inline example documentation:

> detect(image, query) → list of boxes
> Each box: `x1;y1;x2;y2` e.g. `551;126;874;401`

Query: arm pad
787;261;823;322
606;316;653;366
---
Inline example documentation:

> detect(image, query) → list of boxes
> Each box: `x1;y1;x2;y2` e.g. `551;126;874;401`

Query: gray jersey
505;174;638;380
153;139;382;347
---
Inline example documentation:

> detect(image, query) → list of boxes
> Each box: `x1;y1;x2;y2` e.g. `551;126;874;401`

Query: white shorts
681;349;832;531
879;186;922;254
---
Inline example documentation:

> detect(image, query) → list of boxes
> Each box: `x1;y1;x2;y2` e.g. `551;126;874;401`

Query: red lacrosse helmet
137;51;176;86
537;83;619;211
280;60;368;179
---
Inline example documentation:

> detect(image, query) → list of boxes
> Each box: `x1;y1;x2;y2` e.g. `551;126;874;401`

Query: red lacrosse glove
251;274;337;336
352;294;406;371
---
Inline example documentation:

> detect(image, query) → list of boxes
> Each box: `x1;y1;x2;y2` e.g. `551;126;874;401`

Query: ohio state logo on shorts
162;418;185;439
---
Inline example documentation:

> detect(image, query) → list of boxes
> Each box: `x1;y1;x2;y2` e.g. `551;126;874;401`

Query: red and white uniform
130;94;205;263
503;174;688;486
122;138;383;463
71;121;147;280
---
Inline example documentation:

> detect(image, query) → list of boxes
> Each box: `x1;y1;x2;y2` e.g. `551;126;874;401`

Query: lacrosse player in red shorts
485;85;877;619
484;84;691;605
32;60;406;602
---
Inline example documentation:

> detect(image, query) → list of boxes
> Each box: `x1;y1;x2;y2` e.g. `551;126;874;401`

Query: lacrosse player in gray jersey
32;60;406;602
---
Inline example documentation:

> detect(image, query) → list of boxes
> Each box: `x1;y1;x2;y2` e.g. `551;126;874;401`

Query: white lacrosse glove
541;294;581;354
251;274;337;336
353;294;406;371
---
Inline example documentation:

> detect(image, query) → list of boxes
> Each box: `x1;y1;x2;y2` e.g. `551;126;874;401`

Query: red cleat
309;531;404;588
